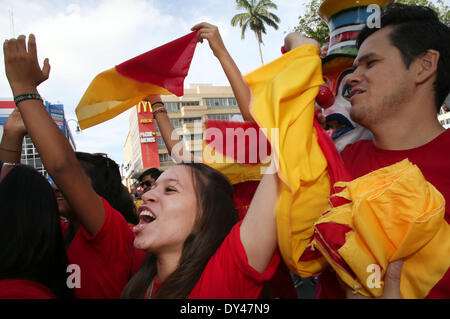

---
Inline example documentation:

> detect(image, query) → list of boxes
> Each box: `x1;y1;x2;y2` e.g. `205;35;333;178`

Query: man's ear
414;49;439;85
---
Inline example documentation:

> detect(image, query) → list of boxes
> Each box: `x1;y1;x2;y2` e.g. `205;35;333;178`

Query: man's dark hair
357;3;450;111
138;167;162;182
75;152;138;224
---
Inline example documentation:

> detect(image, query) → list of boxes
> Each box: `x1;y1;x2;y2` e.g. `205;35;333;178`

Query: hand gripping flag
75;31;198;129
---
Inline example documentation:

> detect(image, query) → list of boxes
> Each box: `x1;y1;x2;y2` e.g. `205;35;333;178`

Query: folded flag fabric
313;159;450;298
247;44;351;277
202;119;272;219
75;31;198;129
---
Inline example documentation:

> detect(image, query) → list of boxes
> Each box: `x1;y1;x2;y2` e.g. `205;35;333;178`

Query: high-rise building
0;98;76;176
123;84;241;189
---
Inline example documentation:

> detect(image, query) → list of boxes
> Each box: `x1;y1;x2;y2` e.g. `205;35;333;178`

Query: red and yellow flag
313;159;449;298
75;31;198;129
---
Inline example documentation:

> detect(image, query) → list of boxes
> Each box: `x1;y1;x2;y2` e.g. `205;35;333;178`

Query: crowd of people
0;3;448;299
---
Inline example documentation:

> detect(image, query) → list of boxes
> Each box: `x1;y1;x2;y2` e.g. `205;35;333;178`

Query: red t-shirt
339;129;450;298
66;197;147;298
149;221;280;298
0;279;56;299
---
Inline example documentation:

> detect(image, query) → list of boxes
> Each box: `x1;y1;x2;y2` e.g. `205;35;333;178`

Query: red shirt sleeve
67;197;146;298
188;221;280;298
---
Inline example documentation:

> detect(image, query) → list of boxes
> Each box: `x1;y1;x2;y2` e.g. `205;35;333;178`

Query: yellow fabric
247;45;331;277
135;199;143;209
75;68;171;129
201;142;270;184
313;159;450;298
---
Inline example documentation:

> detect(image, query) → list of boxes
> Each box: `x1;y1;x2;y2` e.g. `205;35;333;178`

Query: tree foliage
231;0;281;64
294;0;449;46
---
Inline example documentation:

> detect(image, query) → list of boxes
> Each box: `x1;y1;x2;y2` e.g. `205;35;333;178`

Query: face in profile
140;174;156;195
133;165;198;255
346;26;415;129
52;184;72;219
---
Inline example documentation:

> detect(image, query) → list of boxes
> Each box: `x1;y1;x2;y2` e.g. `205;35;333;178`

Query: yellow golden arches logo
137;101;154;113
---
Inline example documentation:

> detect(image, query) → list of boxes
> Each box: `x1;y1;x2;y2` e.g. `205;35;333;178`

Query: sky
0;0;309;166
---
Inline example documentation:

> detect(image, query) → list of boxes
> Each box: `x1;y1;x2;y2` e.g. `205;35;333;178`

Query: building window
157;136;165;147
182;117;202;124
181;101;200;106
208;114;233;121
205;98;237;109
182;134;203;142
159;153;171;162
165;102;180;113
170;118;181;127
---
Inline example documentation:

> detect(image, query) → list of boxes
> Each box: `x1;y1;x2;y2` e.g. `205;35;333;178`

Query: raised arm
191;22;254;122
144;94;196;163
0;108;26;163
3;34;105;236
240;168;279;273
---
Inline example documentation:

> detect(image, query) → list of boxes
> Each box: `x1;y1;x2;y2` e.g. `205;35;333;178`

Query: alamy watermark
366;4;381;29
168;121;279;175
66;264;81;289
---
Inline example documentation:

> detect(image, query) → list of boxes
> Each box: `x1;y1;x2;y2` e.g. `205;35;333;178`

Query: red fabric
150;221;280;298
268;260;298;299
0;279;56;299
314;119;352;188
233;181;259;220
336;129;450;299
341;129;450;223
115;31;198;97
329;31;360;46
66;197;147;298
205;120;272;163
233;181;297;298
314;223;355;277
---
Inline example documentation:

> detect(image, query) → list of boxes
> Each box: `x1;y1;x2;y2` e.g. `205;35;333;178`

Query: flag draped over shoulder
247;44;348;277
75;31;198;129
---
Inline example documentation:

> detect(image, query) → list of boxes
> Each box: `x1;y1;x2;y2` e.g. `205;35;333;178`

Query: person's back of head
357;3;450;111
0;162;72;298
75;152;138;224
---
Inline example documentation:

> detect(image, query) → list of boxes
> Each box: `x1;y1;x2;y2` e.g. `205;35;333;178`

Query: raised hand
3;34;50;95
191;22;227;59
4;108;27;137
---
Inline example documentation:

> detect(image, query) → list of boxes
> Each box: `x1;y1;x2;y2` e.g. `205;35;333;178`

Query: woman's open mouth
139;210;156;224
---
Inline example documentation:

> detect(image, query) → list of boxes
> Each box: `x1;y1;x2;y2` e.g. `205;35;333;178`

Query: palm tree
231;0;280;65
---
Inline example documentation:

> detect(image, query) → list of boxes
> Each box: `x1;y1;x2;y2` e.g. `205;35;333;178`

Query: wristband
151;101;165;108
14;93;43;105
153;107;168;116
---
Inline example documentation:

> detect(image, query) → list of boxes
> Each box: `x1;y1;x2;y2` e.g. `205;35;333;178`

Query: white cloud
0;0;308;165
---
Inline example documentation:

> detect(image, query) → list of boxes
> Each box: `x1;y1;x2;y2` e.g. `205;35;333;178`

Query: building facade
123;84;241;189
0;98;76;176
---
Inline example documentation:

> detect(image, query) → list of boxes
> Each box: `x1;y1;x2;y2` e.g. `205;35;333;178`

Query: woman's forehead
158;165;193;187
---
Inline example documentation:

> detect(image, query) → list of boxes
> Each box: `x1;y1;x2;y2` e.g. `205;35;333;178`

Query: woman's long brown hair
121;163;239;298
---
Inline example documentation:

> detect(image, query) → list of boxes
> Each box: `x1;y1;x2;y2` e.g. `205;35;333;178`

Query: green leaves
231;0;281;64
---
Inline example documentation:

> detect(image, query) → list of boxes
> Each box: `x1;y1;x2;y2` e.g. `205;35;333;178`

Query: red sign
137;101;160;168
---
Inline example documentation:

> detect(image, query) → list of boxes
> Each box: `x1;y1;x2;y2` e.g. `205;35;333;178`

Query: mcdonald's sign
137;101;153;113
